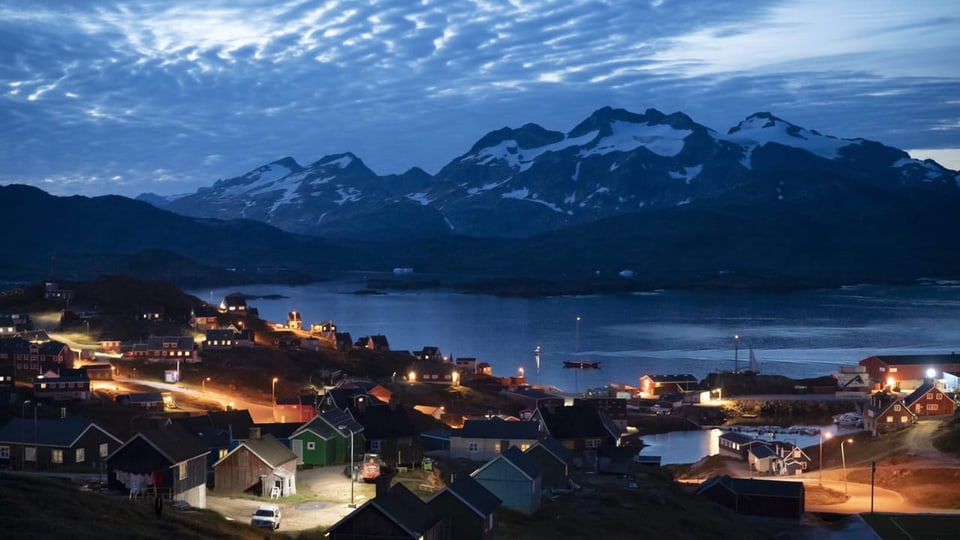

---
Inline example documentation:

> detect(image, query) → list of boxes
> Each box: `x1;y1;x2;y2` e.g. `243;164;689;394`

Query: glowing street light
841;438;854;495
271;377;279;420
518;366;525;378
202;377;210;391
734;334;740;374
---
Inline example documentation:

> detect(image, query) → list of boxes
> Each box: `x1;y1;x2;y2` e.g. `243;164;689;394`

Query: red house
858;354;960;389
903;383;956;417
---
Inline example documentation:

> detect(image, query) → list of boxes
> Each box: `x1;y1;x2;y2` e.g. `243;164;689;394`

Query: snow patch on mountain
334;187;361;205
724;114;861;167
316;154;355;169
670;165;702;184
572;161;581;181
580;121;691;158
468;131;598;171
407;193;431;205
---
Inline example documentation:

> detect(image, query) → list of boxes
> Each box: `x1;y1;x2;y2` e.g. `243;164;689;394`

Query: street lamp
338;425;356;508
271;377;279;420
202;377;210;391
575;316;581;354
841;438;853;495
819;431;832;487
518;366;524;378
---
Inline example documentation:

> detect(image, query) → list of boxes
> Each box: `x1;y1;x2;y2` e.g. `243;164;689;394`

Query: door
292;439;304;465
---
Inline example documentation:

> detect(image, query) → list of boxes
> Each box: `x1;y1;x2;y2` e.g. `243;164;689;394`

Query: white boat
832;412;864;427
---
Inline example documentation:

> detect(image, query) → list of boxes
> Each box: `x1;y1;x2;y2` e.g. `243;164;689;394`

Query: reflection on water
640;424;862;465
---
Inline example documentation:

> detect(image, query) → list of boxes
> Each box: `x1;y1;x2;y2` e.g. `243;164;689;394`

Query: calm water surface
192;281;960;392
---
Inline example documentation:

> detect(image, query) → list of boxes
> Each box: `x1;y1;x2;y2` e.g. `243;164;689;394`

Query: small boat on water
563;360;601;369
832;412;864;428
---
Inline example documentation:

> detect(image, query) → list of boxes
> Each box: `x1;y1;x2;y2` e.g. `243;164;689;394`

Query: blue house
471;446;542;515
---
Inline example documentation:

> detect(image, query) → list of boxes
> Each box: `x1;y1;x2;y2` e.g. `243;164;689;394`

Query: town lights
841;438;854;495
518;367;524;378
272;377;278;420
451;371;460;387
408;370;416;382
819;431;832;487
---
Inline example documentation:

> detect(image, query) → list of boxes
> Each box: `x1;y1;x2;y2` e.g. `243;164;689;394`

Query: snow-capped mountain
153;107;958;239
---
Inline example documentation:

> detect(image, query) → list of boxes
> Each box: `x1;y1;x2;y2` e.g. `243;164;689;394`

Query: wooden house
33;369;90;401
326;483;444;540
450;418;540;462
506;387;564;411
863;392;916;436
858;354;960;389
213;428;297;498
455;357;478;375
573;396;628;431
639;374;699;396
351;401;441;466
697;475;805;519
190;305;221;331
904;382;956;417
219;293;247;313
718;432;759;460
275;394;319;423
531;404;620;455
774;442;812;476
0;416;122;473
116;392;165;410
334;332;353;352
471;446;542;516
524;437;572;491
173;409;254;467
0;337;73;374
203;329;237;349
747;443;778;475
427;475;501;540
289;409;364;467
107;424;210;508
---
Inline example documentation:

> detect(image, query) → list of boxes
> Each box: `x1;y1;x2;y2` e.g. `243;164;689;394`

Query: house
573;396;628;431
326;483;444;540
449;419;541;462
0;416;122;472
903;382;957;417
107;423;210;508
351;401;440;466
334;332;353;352
697;475;805;519
417;346;446;363
0;315;15;335
415;363;456;385
524;438;573;491
98;340;122;353
355;334;390;351
81;363;114;381
138;305;165;321
774;441;812;476
219;293;247;313
191;305;221;330
0;336;74;374
531;404;620;455
471;446;542;516
863;392;917;436
426;475;501;540
124;336;196;363
173;409;255;466
213;428;297;498
33;369;90;401
275;394;319;423
858;354;960;389
289;409;364;467
116;392;165;410
639;374;699;396
505;386;564;411
203;329;236;349
718;432;760;460
747;443;778;475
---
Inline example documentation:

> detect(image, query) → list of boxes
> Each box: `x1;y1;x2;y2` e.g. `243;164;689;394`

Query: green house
290;409;364;467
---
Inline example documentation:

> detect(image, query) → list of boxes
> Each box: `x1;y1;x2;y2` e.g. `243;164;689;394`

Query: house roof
861;354;960;367
748;443;777;459
903;382;940;407
457;418;540;440
214;433;296;468
473;445;541;482
292;409;364;440
352;403;439;439
433;475;502;517
527;437;574;464
535;405;617;440
254;422;302;440
697;475;804;499
510;387;563;401
368;483;442;538
643;374;698;383
719;432;755;445
0;416;121;447
118;423;209;464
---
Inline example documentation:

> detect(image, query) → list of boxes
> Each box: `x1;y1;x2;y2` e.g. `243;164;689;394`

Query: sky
2;0;959;197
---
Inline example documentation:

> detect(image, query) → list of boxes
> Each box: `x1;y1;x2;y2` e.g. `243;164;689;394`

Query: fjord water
195;281;960;392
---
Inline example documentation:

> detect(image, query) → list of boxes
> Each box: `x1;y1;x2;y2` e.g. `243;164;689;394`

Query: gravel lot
206;465;379;532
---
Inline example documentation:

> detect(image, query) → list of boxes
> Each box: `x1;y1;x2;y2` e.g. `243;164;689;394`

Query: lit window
889;367;897;373
25;447;36;462
52;449;63;464
178;462;187;480
219;449;228;459
100;443;109;458
520;444;530;451
894;404;901;411
76;448;85;463
886;416;893;422
493;443;500;452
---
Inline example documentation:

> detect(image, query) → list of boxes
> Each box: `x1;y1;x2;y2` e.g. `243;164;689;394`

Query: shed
213;428;297;498
427;475;501;540
471;446;542;516
697;475;805;519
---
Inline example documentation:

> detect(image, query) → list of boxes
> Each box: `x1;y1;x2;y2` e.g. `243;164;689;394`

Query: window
218;448;228;459
370;440;382;452
25;447;36;462
76;448;85;463
928;403;939;411
886;416;894;422
178;462;187;480
889;367;897;373
901;415;909;423
0;446;9;459
307;441;316;450
52;449;63;464
927;394;933;400
520;443;530;451
894;404;901;411
100;443;109;458
585;438;601;449
468;442;479;453
937;393;943;400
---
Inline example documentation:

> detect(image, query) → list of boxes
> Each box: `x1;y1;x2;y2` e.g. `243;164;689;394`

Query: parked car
251;504;281;529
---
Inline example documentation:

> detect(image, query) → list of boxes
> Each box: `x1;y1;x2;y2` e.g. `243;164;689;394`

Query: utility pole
870;461;876;513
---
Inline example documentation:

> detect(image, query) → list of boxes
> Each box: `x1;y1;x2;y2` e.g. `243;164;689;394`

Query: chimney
249;427;261;440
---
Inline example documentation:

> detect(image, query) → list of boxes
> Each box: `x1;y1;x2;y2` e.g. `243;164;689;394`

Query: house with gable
326;483;444;540
0;416;122;473
191;305;221;330
524;437;573;491
471;446;542;516
219;293;247;313
173;409;254;466
0;336;74;373
904;382;956;417
719;432;762;460
351;400;441;466
33;369;90;401
863;391;916;436
531;404;620;455
697;475;805;519
289;408;364;467
427;475;502;540
203;329;237;349
639;373;699;397
774;441;812;476
213;427;297;498
748;443;779;475
450;418;541;462
107;423;210;508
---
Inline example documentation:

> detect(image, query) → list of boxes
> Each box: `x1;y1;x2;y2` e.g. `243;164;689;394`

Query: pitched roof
644;374;698;383
255;422;302;439
214;433;296;468
458;419;540;440
434;475;502;517
719;432;755;445
292;409;364;440
122;423;209;464
862;354;960;366
474;445;541;482
903;382;940;407
0;417;121;447
697;475;804;499
536;405;617;440
527;437;574;464
748;443;777;459
352;403;439;439
367;483;442;538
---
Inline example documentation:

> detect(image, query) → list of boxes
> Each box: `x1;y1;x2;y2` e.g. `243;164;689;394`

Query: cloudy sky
2;0;959;197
